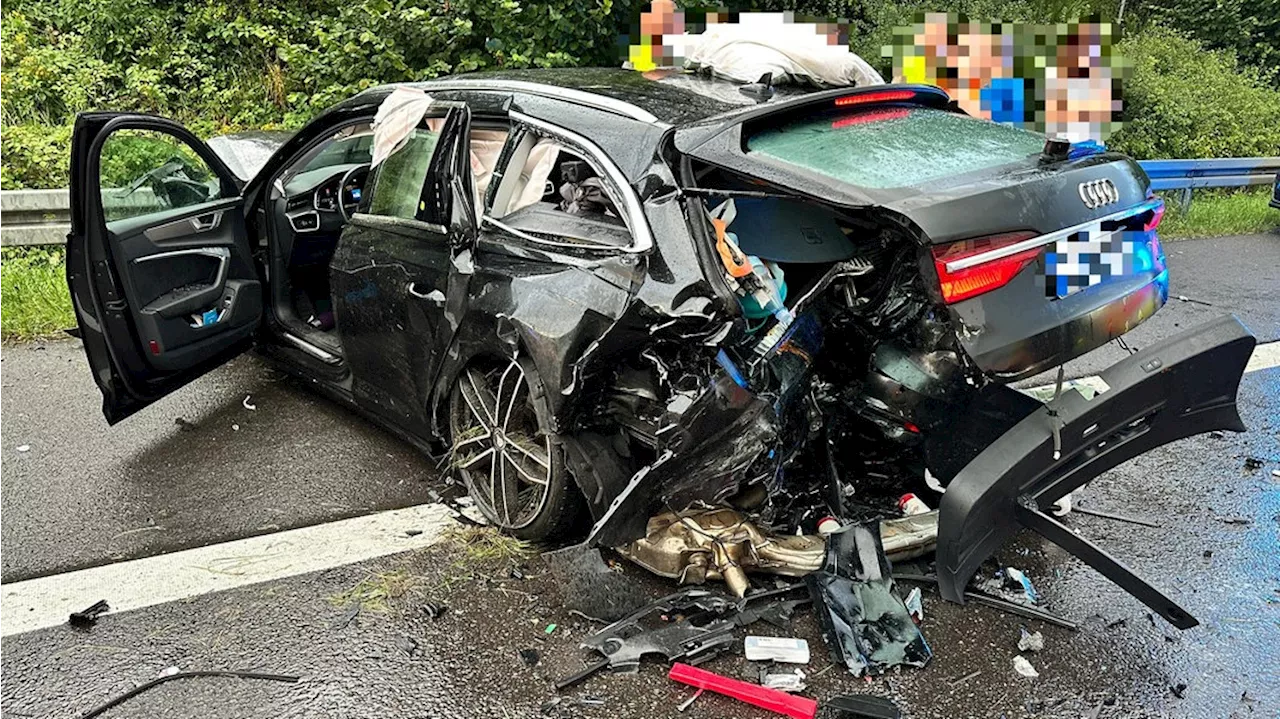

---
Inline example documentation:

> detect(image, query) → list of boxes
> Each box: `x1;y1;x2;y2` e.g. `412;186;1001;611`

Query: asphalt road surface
2;232;1278;718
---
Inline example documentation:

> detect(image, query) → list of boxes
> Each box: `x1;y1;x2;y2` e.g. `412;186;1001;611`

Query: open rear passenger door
67;113;264;424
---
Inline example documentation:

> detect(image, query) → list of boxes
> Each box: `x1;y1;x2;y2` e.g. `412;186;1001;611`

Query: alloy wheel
449;362;554;530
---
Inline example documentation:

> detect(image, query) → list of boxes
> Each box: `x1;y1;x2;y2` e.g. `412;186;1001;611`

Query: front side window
99;129;222;223
367;125;443;223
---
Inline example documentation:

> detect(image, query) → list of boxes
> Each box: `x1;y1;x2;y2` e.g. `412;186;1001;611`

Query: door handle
407;283;446;305
189;211;223;232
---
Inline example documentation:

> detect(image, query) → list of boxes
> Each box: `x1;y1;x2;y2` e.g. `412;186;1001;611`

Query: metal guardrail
1;188;164;247
1138;157;1280;211
2;158;1276;246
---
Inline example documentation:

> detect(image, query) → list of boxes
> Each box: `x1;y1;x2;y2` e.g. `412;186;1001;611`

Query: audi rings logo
1078;179;1120;209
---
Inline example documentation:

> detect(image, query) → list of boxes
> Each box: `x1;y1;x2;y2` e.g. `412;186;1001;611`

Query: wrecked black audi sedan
67;68;1255;627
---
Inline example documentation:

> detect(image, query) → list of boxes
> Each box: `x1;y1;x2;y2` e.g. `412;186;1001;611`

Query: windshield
747;107;1046;190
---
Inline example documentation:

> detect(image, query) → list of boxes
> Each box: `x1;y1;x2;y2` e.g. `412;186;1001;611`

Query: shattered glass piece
805;525;932;675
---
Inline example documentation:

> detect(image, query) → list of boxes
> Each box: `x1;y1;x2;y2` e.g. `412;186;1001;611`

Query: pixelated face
888;14;1124;142
640;0;683;37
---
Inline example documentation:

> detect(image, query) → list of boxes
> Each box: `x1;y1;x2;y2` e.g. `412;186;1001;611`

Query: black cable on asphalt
80;670;301;719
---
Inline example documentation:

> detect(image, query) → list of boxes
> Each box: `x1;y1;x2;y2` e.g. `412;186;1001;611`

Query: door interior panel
106;197;262;371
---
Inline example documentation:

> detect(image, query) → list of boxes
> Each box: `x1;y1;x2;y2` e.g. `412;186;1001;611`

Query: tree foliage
1;0;1277;189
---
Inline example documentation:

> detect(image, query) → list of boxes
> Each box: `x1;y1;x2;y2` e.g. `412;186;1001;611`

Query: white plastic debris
744;635;810;664
232;424;240;431
159;666;181;678
1005;567;1040;604
16;445;30;452
1013;655;1039;678
371;86;435;168
924;468;946;494
905;586;924;623
243;395;257;411
761;668;807;692
1018;628;1045;652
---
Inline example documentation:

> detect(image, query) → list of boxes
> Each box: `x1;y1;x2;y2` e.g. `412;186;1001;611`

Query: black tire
447;357;582;541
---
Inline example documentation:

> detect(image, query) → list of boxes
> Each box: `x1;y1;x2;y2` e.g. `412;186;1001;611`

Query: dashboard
282;163;369;234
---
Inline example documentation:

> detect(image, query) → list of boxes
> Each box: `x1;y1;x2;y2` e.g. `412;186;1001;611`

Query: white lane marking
1;503;457;637
1245;340;1280;374
1023;339;1280;399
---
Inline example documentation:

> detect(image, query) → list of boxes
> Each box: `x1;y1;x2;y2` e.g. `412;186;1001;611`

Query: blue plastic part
716;349;746;388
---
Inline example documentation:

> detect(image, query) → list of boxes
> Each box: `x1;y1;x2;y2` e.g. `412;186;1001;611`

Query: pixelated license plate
1044;222;1137;299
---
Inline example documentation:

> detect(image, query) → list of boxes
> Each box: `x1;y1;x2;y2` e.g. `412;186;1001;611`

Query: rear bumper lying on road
936;315;1256;628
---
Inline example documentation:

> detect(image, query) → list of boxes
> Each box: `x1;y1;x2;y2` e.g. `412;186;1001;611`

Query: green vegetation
3;0;1279;190
328;568;422;613
0;247;76;341
1157;187;1280;240
1107;30;1280;160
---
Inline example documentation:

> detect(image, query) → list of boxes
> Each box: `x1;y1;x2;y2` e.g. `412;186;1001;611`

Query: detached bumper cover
937;315;1256;629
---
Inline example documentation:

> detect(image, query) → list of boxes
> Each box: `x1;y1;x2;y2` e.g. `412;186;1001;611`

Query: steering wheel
338;164;370;222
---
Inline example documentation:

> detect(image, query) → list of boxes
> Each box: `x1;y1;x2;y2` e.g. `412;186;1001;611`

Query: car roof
330;68;830;182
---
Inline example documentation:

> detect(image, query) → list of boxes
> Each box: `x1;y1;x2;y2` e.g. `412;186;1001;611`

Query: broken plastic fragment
1005;567;1040;604
1017;628;1045;652
760;668;807;692
805;524;932;676
242;395;256;411
1012;654;1039;678
904;587;924;623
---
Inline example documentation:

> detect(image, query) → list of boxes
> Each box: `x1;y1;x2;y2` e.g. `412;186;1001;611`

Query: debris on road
1074;505;1161;528
421;601;447;620
243;394;257;410
760;667;808;692
744;635;810;664
1215;516;1252;526
894;573;1079;630
617;508;824;598
948;670;982;687
668;662;901;719
806;525;931;676
520;648;541;666
904;587;923;623
158;666;181;678
68;599;110;629
79;670;300;719
1012;655;1039;679
676;687;705;711
556;589;740;689
1243;457;1264;470
331;603;360;630
1017;628;1045;652
1003;567;1040;604
16;444;31;452
544;623;557;635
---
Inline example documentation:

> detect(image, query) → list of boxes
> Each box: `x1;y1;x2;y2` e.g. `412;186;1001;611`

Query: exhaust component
619;508;944;597
617;509;825;597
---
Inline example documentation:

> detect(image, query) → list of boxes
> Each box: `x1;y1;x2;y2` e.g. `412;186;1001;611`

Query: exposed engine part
617;508;825;597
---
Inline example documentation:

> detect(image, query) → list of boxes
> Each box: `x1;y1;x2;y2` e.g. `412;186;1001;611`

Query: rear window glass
746;107;1045;189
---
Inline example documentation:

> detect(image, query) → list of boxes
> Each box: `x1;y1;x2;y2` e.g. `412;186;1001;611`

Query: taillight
932;232;1039;304
834;89;916;107
1143;198;1165;232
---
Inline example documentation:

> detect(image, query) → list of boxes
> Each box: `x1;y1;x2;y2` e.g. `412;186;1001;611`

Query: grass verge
1;246;75;341
1157;186;1280;240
